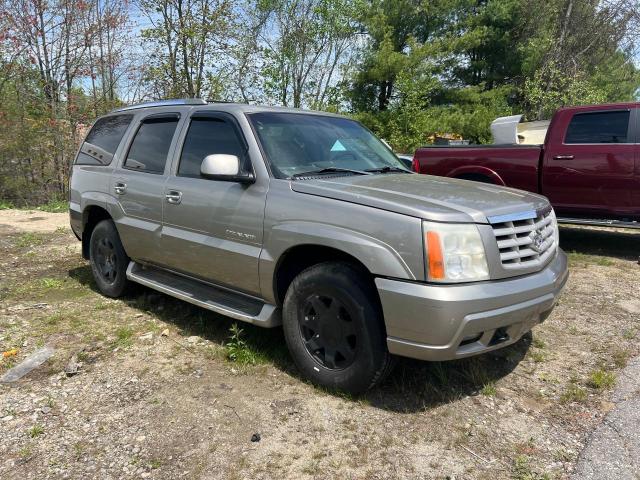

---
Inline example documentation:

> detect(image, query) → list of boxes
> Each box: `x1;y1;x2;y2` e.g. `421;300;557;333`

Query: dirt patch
0;209;70;235
1;211;639;479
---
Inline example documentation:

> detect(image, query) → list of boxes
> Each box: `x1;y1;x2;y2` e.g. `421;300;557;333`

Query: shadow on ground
559;226;640;260
69;264;530;413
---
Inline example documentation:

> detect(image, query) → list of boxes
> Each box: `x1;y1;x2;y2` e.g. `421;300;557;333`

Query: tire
282;261;394;394
89;219;131;298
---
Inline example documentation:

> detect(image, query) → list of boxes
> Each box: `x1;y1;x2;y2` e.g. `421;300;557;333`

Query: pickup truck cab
412;103;640;224
70;99;568;393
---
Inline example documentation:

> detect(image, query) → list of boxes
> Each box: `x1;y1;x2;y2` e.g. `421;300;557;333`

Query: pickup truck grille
489;208;557;270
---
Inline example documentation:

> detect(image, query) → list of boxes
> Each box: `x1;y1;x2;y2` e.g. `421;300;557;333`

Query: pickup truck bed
412;144;543;194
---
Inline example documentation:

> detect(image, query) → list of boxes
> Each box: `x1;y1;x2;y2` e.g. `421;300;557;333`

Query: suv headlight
423;222;489;283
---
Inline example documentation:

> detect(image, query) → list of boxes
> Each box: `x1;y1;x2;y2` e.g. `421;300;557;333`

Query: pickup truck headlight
423;222;489;283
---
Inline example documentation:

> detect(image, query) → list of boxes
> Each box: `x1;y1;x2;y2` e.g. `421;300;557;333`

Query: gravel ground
0;209;639;479
571;356;640;480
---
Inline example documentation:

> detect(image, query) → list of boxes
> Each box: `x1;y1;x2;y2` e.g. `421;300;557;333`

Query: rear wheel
89;219;130;298
282;261;394;394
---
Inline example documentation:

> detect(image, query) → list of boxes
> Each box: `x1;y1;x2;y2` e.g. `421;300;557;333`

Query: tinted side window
565;111;630;144
76;114;133;165
178;118;246;178
124;117;179;174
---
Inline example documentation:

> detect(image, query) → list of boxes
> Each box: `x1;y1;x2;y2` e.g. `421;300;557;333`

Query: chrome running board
126;262;281;327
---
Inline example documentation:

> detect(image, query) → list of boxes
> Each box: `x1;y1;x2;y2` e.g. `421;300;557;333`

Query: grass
532;336;546;349
0;198;67;213
35;199;67;213
561;383;588;403
18;446;33;459
513;455;551;480
530;350;547;363
622;329;637;340
480;381;497;396
224;323;266;366
41;277;63;289
16;232;45;248
115;327;135;348
28;424;45;438
587;369;616;390
567;251;615;267
612;348;631;369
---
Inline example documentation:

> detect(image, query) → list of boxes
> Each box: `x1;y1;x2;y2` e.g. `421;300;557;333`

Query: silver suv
70;99;568;393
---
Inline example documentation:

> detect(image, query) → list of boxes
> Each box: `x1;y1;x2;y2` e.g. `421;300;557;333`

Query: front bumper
376;249;568;361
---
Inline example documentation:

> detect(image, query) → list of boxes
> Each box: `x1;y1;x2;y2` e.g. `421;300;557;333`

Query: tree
349;0;455;112
137;0;237;99
520;0;640;119
238;0;359;109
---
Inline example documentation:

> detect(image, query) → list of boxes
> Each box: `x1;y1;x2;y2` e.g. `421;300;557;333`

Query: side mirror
200;154;254;183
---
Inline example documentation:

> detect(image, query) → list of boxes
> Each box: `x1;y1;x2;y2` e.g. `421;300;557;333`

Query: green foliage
36;199;68;213
587;369;616;390
28;424;45;438
348;0;638;149
115;327;135;349
560;383;587;404
225;323;263;365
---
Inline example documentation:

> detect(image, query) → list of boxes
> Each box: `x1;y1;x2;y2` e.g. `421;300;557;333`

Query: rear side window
124;117;179;174
76;114;133;165
565;110;630;144
178;117;246;178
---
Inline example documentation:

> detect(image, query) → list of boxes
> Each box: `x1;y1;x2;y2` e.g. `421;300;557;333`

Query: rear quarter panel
414;146;542;193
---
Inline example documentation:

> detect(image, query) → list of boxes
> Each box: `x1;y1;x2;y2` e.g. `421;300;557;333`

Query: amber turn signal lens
426;231;445;280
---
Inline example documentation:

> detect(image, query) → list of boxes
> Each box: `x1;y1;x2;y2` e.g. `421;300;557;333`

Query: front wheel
89;219;131;298
282;262;394;394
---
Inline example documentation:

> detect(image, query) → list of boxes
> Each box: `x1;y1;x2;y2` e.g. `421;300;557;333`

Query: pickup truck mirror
200;154;255;184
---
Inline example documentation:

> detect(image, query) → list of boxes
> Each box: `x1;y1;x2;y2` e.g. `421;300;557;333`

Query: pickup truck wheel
282;262;394;394
89;220;130;298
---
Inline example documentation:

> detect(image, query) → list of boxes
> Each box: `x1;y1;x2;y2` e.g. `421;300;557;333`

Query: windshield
248;112;407;178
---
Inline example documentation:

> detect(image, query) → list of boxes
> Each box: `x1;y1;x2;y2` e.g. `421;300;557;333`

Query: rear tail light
411;156;420;173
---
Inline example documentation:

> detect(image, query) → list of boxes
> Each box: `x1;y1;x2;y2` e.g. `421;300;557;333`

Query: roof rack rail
113;98;207;112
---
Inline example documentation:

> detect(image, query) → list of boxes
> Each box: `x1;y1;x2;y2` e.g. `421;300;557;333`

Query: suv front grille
489;208;557;270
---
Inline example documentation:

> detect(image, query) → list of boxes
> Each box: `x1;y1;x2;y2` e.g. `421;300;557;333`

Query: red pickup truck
411;102;640;225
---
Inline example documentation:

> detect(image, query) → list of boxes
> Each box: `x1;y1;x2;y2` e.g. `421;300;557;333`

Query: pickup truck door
541;107;637;218
160;111;266;296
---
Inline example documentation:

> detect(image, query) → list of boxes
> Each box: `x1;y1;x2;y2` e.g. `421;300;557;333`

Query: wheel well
273;245;373;306
455;173;495;184
81;206;112;259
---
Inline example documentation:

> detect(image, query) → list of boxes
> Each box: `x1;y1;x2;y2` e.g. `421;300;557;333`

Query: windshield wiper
365;166;412;174
291;167;372;179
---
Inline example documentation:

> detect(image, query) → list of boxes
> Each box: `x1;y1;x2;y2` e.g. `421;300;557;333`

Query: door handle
165;190;182;204
553;155;574;160
114;182;127;195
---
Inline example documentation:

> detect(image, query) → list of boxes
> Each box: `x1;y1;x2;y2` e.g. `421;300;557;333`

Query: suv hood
290;173;549;223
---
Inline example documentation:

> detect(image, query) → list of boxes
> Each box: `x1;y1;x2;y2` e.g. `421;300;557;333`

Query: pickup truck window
178;117;246;178
248;112;405;178
76;114;133;165
124;117;179;174
565;110;630;144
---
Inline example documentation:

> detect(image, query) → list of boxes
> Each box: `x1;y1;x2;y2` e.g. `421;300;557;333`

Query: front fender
259;221;420;304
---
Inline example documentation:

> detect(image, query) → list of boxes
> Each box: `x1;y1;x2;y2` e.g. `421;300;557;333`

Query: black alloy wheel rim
95;237;118;284
300;294;357;370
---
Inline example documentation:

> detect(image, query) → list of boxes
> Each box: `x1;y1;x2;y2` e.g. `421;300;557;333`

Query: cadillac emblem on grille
529;230;545;253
